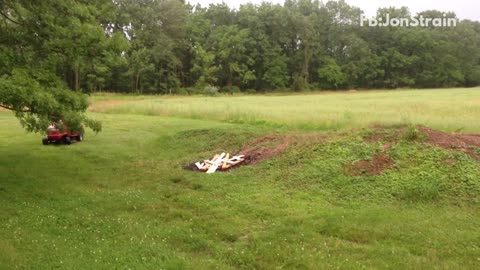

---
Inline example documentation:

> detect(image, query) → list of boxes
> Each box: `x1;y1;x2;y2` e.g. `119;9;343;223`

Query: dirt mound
184;125;480;174
418;126;480;160
351;125;480;176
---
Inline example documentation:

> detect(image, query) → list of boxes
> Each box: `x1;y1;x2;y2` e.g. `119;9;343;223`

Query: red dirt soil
185;134;291;172
347;151;394;176
352;125;480;176
238;134;290;165
418;126;480;160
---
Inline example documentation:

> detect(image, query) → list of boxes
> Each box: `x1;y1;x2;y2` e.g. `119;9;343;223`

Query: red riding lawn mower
42;123;84;145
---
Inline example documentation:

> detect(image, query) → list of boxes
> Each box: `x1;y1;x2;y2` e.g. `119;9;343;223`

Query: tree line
3;0;480;94
1;0;480;131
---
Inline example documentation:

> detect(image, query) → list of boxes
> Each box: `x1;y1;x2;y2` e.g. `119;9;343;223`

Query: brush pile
194;152;245;173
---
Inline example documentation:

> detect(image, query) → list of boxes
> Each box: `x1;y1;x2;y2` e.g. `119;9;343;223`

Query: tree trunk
302;44;310;85
74;67;80;91
227;66;233;87
134;73;140;93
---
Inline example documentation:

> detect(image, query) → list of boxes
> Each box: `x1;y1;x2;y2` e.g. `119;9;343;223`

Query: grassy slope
1;107;480;269
90;88;480;133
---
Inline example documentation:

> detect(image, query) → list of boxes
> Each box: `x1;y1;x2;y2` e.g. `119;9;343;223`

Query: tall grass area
90;88;480;132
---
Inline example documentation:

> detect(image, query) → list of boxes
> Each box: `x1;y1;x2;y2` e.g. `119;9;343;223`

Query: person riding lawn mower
42;121;84;145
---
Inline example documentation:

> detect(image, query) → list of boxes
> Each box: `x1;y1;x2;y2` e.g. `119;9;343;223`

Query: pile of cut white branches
195;152;245;173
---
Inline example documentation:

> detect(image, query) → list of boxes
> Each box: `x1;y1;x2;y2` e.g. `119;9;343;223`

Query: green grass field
1;89;480;269
91;88;480;133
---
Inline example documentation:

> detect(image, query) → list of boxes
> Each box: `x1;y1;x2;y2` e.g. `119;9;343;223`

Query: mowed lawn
90;88;480;133
1;89;480;269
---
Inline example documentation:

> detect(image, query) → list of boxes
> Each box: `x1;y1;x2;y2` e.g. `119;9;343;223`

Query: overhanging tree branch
0;10;22;25
0;104;30;112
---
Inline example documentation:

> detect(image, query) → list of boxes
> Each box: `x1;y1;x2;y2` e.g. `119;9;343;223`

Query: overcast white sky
187;0;479;21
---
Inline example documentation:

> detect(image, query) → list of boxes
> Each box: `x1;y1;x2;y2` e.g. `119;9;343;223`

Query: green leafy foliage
202;85;219;96
52;0;480;93
0;0;105;132
317;58;347;89
0;69;101;133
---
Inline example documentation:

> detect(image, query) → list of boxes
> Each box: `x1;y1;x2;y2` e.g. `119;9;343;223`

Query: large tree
117;0;186;94
0;0;102;132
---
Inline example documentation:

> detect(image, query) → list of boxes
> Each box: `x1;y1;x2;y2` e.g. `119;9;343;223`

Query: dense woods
1;0;480;131
2;0;480;95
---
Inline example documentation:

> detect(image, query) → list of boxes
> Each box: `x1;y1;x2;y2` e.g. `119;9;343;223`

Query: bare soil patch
358;125;480;176
238;134;290;165
418;126;480;160
185;134;298;172
347;142;395;176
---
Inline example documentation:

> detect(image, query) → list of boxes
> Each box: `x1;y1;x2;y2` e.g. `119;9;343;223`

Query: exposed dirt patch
418;126;480;160
185;134;295;172
238;134;290;165
347;142;395;176
353;124;480;176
